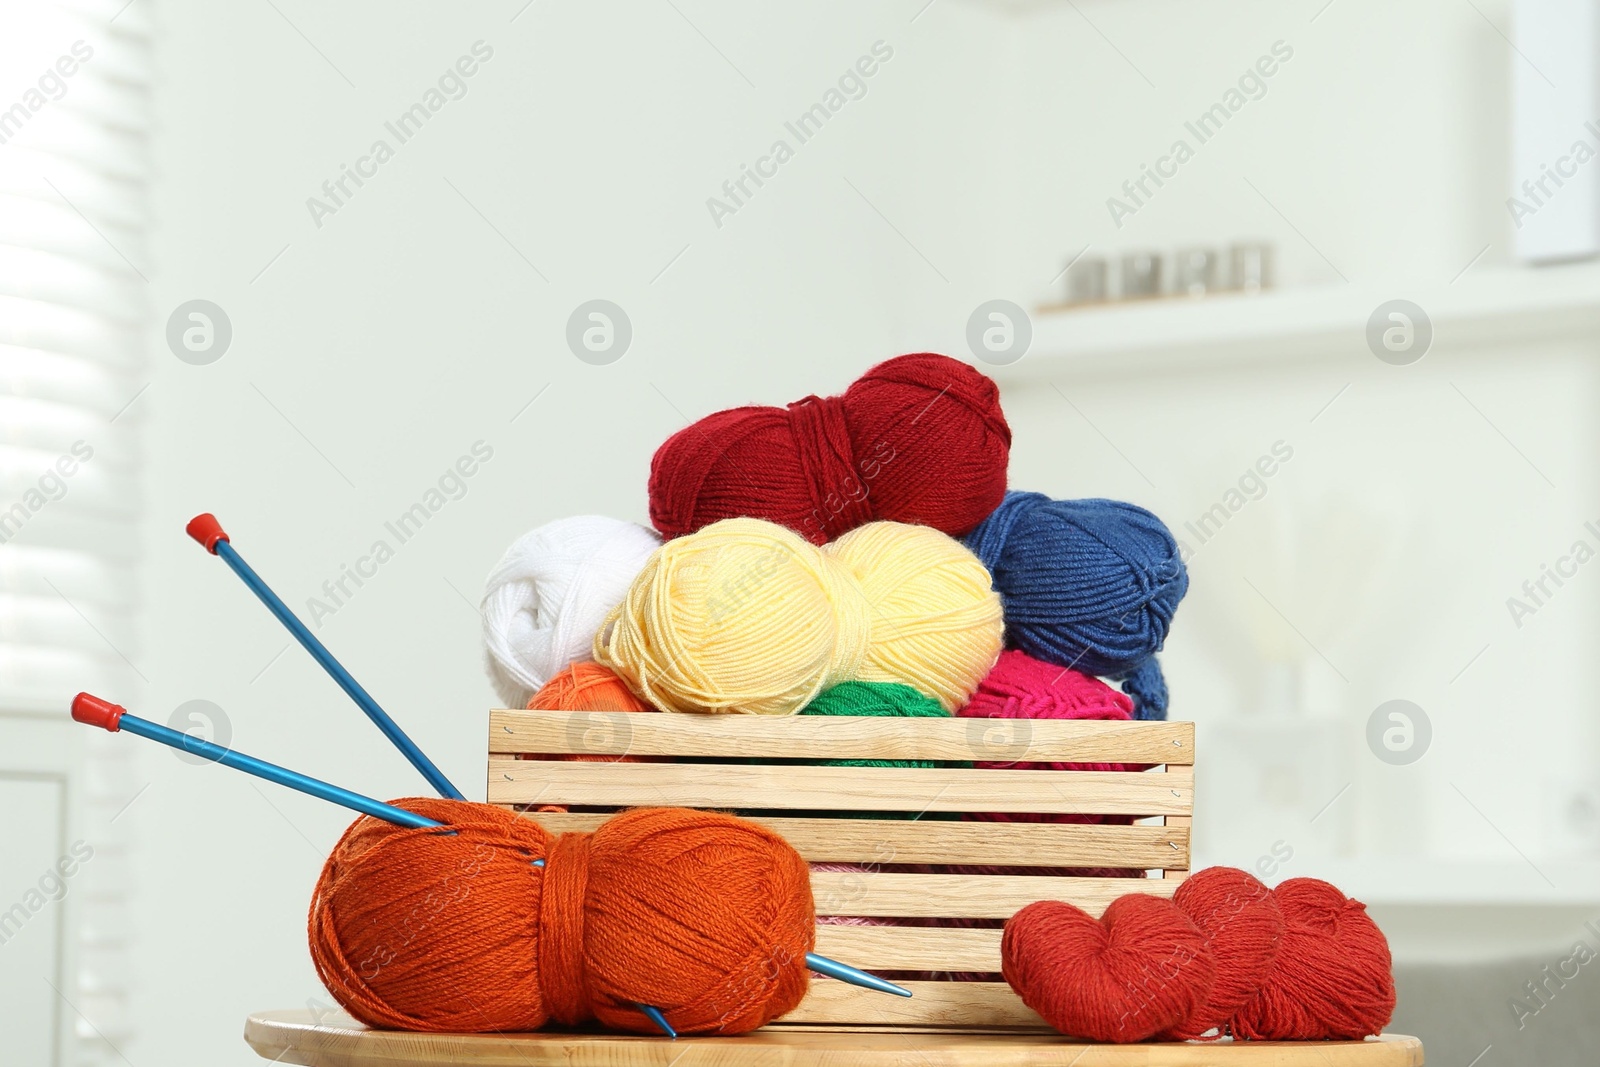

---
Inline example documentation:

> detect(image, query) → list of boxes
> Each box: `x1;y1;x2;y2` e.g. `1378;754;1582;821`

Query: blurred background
3;0;1599;1063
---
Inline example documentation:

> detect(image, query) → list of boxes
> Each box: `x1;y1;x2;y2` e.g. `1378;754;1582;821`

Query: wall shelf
1006;263;1600;379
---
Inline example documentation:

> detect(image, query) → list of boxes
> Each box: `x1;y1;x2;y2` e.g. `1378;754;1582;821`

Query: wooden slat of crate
1164;815;1192;882
784;981;1043;1028
491;709;1194;764
808;872;1176;918
814;926;1003;970
489;760;1194;816
518;812;1189;868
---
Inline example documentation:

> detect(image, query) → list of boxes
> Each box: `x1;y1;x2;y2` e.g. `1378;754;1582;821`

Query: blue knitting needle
69;692;550;858
632;955;907;1037
186;513;463;801
71;693;447;830
637;1005;675;1038
69;695;905;1025
805;954;910;997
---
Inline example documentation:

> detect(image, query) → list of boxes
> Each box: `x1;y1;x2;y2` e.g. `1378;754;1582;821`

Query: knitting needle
71;693;446;829
634;957;905;1037
635;961;907;1033
185;513;463;800
805;954;911;997
636;958;906;1036
69;691;556;858
637;1004;676;1038
76;693;910;1009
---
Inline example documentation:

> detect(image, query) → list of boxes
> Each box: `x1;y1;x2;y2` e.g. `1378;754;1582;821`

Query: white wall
140;2;1011;1063
124;0;1599;1064
988;0;1514;298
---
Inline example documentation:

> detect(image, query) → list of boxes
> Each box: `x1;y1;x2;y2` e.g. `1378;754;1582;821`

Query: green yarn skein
800;680;949;768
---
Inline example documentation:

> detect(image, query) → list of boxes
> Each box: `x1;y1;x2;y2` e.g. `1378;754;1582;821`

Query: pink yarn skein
960;650;1133;770
958;650;1136;829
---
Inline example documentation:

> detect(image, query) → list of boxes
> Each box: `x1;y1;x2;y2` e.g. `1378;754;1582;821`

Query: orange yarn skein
526;662;655;767
531;661;654;714
309;799;815;1035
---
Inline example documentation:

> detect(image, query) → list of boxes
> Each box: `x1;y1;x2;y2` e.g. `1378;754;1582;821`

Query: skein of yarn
1163;867;1285;1040
964;492;1188;720
525;663;655;765
481;515;661;709
595;517;1002;716
531;662;655;714
959;650;1133;773
801;681;948;768
597;517;859;716
830;521;1006;710
309;799;815;1035
1231;877;1396;1041
1001;894;1214;1043
1001;871;1396;1043
956;650;1136;832
648;353;1012;544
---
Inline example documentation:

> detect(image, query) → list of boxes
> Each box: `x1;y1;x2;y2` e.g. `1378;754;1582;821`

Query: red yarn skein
1001;895;1214;1043
1163;867;1284;1040
1231;877;1396;1041
648;353;1011;544
309;800;815;1035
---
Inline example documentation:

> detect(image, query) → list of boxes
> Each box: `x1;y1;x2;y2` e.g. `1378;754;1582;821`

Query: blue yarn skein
963;491;1187;720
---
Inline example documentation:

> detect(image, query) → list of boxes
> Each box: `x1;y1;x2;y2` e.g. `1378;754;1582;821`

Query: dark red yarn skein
1162;867;1284;1040
1002;871;1396;1044
1231;877;1396;1041
648;353;1011;544
1001;895;1214;1043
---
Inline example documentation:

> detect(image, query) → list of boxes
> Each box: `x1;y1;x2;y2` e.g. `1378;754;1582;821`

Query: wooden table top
245;1010;1425;1067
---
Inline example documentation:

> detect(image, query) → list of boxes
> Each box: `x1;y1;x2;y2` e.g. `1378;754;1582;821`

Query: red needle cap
71;693;125;732
186;513;229;554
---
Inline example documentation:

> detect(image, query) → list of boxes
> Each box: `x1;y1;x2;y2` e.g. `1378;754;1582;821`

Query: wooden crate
488;708;1195;1030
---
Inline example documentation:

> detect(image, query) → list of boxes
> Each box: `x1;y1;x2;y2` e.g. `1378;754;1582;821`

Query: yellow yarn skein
830;520;1004;710
595;518;870;715
595;517;1001;715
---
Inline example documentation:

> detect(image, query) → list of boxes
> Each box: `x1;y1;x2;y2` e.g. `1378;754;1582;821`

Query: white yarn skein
481;515;661;708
